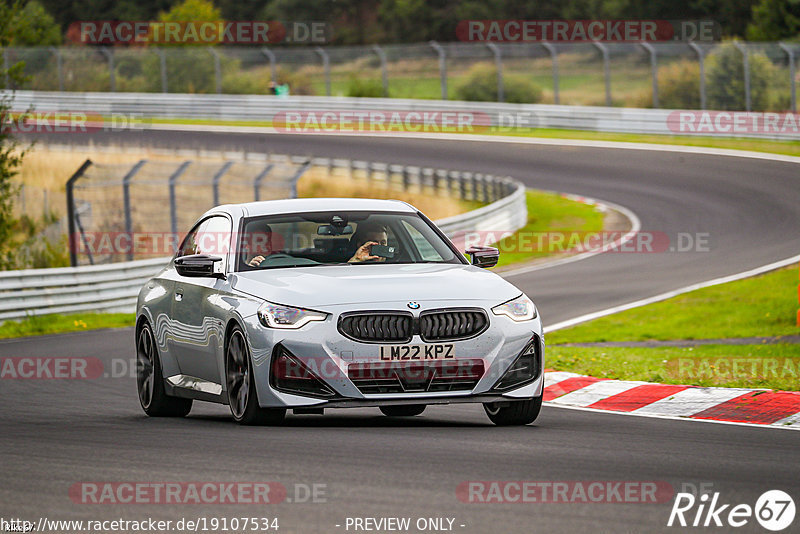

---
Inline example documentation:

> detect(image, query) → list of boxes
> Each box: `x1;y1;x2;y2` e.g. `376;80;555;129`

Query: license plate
379;344;455;361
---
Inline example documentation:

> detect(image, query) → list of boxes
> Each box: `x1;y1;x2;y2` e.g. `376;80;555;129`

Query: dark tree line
4;0;800;45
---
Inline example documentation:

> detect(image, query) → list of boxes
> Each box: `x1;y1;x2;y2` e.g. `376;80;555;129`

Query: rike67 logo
668;490;795;531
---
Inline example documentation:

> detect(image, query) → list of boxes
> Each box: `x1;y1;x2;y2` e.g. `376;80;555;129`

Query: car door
169;215;232;385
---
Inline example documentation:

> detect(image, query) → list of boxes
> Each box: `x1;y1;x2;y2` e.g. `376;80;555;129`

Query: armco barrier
4;91;799;141
0;159;526;321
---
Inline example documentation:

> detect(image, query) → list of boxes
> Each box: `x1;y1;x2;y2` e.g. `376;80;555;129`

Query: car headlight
492;294;537;322
257;302;328;329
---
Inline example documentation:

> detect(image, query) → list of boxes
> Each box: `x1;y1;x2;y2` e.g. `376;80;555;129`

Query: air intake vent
338;312;413;343
419;309;488;342
348;359;485;394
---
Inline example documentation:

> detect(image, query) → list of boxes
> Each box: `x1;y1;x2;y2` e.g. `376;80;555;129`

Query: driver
347;223;389;263
245;224;277;267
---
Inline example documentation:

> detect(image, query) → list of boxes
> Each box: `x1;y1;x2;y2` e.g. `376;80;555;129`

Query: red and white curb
543;371;800;429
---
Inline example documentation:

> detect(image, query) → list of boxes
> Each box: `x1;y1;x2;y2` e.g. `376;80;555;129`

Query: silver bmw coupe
135;198;544;425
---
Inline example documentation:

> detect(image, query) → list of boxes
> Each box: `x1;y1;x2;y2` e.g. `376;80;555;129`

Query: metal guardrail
5;91;798;141
0;157;526;321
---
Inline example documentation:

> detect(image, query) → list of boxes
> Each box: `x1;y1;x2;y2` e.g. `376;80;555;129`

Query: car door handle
174;289;183;302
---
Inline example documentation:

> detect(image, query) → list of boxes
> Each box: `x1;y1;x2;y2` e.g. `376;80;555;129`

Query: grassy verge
494;190;605;268
0;313;135;339
547;344;800;391
547;267;800;344
147;118;800;158
548;266;800;391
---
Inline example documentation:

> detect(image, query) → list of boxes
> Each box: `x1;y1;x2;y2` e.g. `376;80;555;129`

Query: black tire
380;405;426;417
136;322;192;417
483;397;542;426
226;327;286;426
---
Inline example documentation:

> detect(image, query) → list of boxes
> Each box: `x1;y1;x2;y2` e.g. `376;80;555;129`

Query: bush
706;42;775;111
656;60;701;110
346;77;385;97
454;62;542;104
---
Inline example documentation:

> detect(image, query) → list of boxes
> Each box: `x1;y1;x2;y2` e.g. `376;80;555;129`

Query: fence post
541;43;559;104
429;41;447;100
169;161;192;237
640;43;658;108
779;43;796;113
315;47;331;96
372;45;389;97
289;161;311;199
486;43;504;103
50;47;64;91
734;42;751;112
155;48;168;93
212;161;233;207
591;42;611;106
2;48;8;88
122;159;147;261
100;47;115;92
66;159;93;267
208;47;222;94
253;163;274;201
260;47;277;84
689;42;707;110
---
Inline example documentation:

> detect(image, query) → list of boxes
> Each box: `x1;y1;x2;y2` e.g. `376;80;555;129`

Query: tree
0;1;29;269
706;41;775;110
8;0;62;46
746;0;800;40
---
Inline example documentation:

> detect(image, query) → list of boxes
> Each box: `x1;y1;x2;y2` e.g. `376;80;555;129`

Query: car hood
230;263;521;308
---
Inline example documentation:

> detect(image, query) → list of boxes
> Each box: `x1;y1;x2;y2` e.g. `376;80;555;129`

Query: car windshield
235;211;464;271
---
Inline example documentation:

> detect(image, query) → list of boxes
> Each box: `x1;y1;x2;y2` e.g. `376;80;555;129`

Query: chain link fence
66;155;309;266
3;42;798;111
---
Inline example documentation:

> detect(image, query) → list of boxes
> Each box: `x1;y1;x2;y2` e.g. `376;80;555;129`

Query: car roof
225;198;418;218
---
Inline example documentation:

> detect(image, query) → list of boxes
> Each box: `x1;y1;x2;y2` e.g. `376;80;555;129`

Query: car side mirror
175;254;226;279
465;246;499;268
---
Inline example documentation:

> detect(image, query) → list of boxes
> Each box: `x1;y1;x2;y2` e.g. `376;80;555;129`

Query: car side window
401;220;444;262
177;222;203;257
176;216;230;257
196;216;231;256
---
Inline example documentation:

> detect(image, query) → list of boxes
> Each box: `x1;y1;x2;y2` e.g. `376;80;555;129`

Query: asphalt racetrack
2;130;799;533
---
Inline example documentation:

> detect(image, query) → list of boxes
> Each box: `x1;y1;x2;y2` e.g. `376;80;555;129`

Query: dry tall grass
15;146;473;221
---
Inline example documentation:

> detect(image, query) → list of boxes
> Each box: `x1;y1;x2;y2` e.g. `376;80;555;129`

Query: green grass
547;266;800;390
493;190;605;268
547;344;800;391
547;267;800;344
0;313;135;339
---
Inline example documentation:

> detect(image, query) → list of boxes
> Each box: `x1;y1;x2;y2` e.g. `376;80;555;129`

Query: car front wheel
226;326;285;426
483;397;542;426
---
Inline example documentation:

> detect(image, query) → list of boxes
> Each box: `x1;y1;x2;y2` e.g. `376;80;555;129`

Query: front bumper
239;300;545;409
